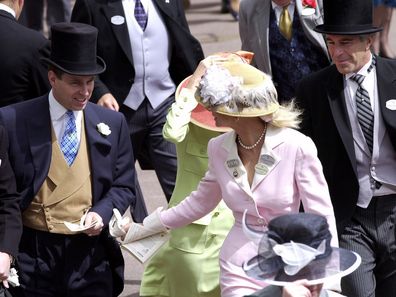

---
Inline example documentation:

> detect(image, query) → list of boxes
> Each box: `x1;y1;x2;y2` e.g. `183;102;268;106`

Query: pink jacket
161;125;338;297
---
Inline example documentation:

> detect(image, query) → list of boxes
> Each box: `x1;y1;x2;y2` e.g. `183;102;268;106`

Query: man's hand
0;252;11;288
82;212;104;236
97;93;119;111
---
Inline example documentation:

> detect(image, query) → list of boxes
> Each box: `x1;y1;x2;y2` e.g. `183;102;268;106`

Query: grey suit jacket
239;0;329;75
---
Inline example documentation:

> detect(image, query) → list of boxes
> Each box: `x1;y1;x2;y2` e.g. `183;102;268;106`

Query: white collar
48;90;81;121
0;3;16;18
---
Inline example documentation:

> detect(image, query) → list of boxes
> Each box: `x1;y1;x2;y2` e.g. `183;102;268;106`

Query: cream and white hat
195;62;279;117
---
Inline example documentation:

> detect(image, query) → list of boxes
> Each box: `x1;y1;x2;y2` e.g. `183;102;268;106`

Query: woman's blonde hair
263;100;302;129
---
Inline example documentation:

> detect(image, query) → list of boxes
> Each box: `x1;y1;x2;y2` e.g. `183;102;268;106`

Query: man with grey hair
296;0;396;295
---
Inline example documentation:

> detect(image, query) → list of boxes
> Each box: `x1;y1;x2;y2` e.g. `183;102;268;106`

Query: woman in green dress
139;66;235;297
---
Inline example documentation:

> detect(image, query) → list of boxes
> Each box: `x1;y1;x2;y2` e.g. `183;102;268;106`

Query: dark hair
48;65;65;79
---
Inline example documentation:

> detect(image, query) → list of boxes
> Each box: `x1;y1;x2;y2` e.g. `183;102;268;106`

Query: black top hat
315;0;382;35
242;212;361;285
42;22;106;75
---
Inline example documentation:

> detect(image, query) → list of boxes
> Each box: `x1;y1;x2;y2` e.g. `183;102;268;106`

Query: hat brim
176;76;231;132
42;56;106;76
243;249;361;286
314;25;382;35
213;104;279;118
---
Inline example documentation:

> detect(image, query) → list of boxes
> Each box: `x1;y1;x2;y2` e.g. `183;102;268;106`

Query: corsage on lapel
301;0;317;16
97;123;111;136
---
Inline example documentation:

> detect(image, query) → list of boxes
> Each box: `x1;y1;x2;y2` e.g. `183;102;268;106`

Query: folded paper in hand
64;210;97;233
110;209;170;263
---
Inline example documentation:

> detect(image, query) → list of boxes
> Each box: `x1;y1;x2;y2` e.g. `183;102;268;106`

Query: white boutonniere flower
301;0;317;16
97;123;111;136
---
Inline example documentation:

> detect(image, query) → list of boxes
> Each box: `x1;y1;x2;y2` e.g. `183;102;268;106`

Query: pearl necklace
237;124;267;150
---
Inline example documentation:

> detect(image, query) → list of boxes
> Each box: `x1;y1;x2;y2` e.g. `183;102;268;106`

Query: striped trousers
340;194;396;297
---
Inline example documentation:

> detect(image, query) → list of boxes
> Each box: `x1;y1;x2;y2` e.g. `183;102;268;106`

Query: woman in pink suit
120;56;338;297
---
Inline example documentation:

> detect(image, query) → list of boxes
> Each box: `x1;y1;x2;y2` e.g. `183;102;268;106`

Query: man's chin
335;64;353;75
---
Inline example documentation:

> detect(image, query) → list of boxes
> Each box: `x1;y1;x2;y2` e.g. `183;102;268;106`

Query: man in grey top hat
0;22;136;297
296;0;396;296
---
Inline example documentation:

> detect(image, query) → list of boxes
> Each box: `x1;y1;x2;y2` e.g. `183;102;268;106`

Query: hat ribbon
273;239;326;275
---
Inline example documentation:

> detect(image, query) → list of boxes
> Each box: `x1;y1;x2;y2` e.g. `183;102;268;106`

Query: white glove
109;209;130;238
175;88;198;113
123;207;168;243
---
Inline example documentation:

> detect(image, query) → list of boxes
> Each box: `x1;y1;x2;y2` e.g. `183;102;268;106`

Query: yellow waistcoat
23;118;92;234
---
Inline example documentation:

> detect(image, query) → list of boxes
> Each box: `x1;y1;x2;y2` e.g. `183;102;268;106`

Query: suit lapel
326;67;358;175
153;0;178;21
251;126;281;192
102;1;134;65
295;0;329;60
222;132;253;197
83;104;112;202
252;1;271;73
26;97;52;195
377;57;396;128
376;57;396;150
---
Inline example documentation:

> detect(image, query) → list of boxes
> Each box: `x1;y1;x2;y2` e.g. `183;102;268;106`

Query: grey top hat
315;0;382;35
42;22;106;75
242;212;361;286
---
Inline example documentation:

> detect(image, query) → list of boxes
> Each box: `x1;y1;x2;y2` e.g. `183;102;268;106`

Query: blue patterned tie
134;0;147;30
350;56;377;154
60;110;78;166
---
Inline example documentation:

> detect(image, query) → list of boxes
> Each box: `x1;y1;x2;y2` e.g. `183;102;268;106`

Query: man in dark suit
0;22;136;297
296;0;396;296
19;0;71;34
239;0;329;103
71;0;204;222
0;0;50;107
0;126;22;288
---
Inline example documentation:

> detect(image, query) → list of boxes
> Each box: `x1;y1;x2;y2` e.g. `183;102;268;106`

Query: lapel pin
260;154;275;166
255;163;268;175
227;159;239;168
111;15;125;25
385;99;396;111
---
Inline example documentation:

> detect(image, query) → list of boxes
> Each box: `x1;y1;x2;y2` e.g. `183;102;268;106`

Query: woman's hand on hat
186;58;213;91
282;280;323;297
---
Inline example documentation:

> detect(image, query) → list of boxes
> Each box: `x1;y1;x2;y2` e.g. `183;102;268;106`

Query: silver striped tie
350;58;376;153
